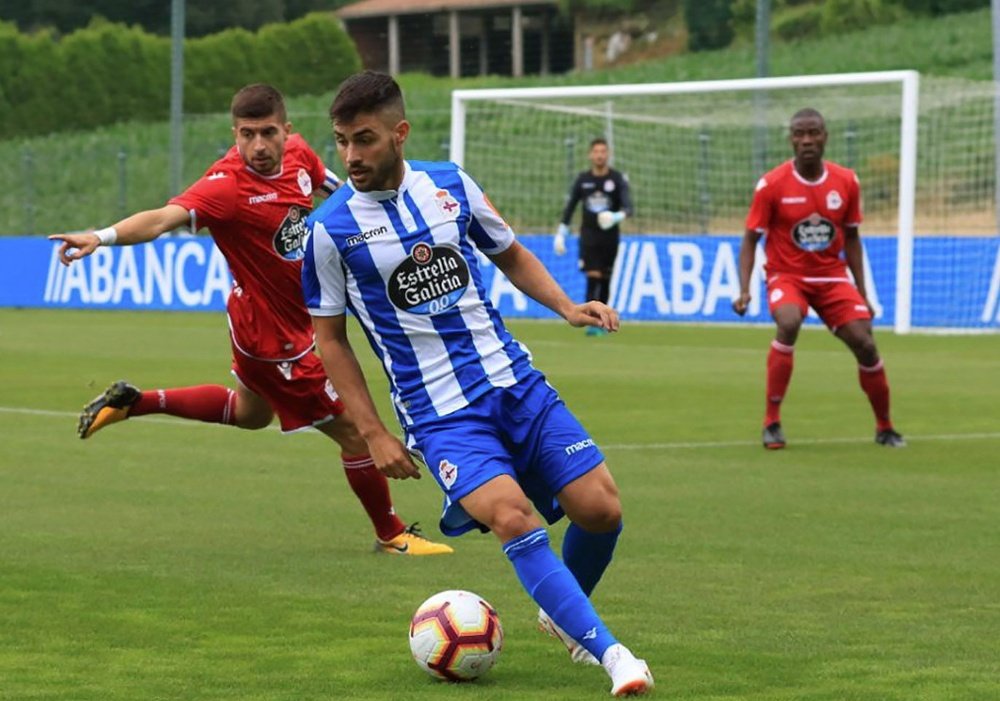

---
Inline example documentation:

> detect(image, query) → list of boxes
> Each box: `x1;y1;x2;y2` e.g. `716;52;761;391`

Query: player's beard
355;141;403;192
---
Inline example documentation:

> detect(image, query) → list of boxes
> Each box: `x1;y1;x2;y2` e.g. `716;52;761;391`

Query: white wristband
94;226;118;246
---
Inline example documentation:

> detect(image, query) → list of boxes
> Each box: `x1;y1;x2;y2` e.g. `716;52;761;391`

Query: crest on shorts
826;190;843;210
297;168;313;196
438;459;458;489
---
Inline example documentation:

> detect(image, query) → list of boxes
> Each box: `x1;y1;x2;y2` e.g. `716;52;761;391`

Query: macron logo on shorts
564;438;596;456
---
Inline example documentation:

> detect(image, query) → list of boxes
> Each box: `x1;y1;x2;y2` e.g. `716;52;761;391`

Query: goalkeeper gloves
597;210;626;230
553;223;571;256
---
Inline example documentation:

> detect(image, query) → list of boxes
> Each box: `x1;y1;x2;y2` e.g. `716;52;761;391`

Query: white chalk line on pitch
2;405;999;450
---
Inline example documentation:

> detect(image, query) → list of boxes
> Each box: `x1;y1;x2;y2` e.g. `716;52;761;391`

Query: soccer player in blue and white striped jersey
302;72;653;696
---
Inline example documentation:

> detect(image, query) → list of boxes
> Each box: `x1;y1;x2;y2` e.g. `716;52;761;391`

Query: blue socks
503;528;618;661
562;521;622;596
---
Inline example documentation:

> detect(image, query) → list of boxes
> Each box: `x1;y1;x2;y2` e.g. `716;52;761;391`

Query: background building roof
337;0;558;20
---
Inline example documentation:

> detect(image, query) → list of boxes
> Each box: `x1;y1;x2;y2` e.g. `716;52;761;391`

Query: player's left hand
367;429;421;480
48;231;100;265
597;211;625;230
566;301;619;333
731;292;752;316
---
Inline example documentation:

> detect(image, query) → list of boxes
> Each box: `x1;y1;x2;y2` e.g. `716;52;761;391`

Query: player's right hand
48;232;100;266
731;292;752;316
553;223;570;256
567;301;620;333
367;429;421;480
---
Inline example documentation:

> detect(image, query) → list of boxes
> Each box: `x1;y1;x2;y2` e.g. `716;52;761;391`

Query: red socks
764;341;893;432
858;359;893;432
129;385;238;425
765;340;795;425
342;454;406;542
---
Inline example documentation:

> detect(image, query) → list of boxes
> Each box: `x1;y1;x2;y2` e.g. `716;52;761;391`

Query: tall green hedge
0;13;360;139
683;0;735;51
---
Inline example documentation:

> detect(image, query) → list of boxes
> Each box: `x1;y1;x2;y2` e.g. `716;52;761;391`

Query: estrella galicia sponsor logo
388;243;470;315
585;191;611;214
273;205;311;261
792;213;835;252
564;438;596;456
346;225;388;247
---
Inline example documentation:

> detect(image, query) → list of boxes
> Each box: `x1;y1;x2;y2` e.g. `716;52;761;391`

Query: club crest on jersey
388;243;470;315
434;189;461;220
826;190;843;210
438;459;458;489
603;179;616;193
297;168;312;196
792;213;836;252
273;205;311;261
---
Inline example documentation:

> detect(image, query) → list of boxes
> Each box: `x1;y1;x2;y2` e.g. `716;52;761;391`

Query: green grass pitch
1;309;998;700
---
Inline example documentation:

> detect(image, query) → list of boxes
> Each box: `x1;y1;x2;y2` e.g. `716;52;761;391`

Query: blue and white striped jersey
302;160;536;427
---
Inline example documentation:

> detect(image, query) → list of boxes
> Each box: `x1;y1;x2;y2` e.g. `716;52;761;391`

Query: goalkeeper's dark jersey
560;168;632;236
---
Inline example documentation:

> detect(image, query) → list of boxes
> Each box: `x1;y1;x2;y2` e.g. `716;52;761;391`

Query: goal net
451;71;1000;333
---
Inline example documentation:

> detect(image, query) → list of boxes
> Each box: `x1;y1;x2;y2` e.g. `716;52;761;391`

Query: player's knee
775;318;801;340
489;502;541;542
237;412;273;430
565;476;622;532
578;496;623;533
854;339;879;366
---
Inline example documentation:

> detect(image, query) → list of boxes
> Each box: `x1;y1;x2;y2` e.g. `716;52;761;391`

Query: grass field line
525;338;850;356
3;405;999;449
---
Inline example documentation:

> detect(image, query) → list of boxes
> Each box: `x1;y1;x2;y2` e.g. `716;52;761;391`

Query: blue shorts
405;371;605;536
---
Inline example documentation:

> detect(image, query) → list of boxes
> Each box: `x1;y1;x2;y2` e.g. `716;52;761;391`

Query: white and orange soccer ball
408;589;503;682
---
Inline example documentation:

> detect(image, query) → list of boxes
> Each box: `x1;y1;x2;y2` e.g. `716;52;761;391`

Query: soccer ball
408;589;503;681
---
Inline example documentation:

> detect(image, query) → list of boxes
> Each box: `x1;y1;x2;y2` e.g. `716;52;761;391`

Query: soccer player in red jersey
48;84;452;555
732;108;905;449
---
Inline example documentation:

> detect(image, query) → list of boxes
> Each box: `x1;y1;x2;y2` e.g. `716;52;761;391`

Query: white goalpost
451;71;924;332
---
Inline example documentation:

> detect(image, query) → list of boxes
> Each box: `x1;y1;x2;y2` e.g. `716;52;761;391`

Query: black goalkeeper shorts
579;231;619;275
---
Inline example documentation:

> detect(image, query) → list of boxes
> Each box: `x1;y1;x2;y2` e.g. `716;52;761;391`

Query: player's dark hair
790;107;825;126
590;137;609;149
231;84;287;123
329;71;406;124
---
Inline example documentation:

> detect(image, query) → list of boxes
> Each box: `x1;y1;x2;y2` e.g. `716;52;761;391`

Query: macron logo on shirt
207;172;226;181
248;192;277;205
346;225;389;247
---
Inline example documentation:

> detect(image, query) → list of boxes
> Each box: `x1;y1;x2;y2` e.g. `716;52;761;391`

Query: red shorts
766;274;871;331
230;346;345;433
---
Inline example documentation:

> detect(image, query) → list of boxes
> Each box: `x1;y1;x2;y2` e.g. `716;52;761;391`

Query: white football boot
602;643;654;697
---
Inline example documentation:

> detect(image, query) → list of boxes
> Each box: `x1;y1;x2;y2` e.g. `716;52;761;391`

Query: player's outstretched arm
312;314;420;480
48;204;190;266
732;229;762;316
489;240;619;332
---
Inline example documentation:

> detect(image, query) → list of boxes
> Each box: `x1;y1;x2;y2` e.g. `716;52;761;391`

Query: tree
683;0;735;51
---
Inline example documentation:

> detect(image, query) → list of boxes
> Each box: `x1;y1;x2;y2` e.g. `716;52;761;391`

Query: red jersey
170;134;338;361
745;159;862;278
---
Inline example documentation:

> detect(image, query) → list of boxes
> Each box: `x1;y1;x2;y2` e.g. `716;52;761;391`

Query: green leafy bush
684;0;735;51
0;13;358;139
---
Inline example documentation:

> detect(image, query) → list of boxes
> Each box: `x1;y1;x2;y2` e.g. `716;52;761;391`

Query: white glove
597;210;626;230
553;223;571;256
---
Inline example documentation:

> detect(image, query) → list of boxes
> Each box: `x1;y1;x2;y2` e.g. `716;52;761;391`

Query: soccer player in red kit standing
732;108;905;449
48;84;452;555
